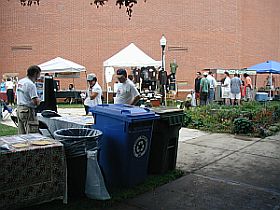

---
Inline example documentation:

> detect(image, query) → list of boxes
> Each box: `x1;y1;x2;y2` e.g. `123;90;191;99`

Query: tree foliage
10;0;147;19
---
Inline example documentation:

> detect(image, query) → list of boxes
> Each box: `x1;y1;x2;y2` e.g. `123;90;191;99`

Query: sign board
105;67;115;83
35;81;45;102
54;72;81;78
216;69;256;75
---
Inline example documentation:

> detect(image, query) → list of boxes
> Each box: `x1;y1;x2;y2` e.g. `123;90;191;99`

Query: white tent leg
106;83;109;104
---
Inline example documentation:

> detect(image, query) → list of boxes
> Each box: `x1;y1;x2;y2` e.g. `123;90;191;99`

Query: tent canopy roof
103;43;161;67
38;57;86;73
247;60;280;74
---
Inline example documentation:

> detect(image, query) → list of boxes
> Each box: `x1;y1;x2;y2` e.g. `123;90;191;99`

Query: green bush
183;112;192;126
183;101;280;137
233;118;253;134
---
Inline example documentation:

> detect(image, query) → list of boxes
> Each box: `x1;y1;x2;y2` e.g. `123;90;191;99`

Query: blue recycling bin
90;104;159;189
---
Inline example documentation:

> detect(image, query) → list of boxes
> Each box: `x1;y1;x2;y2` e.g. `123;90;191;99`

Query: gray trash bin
54;128;102;198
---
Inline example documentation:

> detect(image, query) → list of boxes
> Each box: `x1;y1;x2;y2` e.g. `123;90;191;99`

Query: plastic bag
85;150;111;200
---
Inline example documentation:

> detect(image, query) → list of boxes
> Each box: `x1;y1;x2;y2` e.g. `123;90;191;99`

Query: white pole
106;83;109;104
269;73;273;100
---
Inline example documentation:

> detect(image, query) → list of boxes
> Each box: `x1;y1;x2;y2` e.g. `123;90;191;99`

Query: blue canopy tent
247;60;280;74
247;60;280;99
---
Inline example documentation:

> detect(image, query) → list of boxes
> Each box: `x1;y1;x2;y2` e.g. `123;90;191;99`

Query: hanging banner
216;69;256;75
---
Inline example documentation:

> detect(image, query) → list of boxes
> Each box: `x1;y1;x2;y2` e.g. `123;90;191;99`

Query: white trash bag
85;150;111;200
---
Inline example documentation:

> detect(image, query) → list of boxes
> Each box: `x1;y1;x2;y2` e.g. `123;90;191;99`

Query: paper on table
1;136;27;144
20;133;49;141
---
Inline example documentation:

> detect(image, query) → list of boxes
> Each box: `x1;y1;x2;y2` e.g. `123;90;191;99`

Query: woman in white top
5;78;15;105
221;72;231;105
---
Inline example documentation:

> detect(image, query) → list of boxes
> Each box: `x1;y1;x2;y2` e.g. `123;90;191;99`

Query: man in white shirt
16;65;41;134
84;73;102;115
114;69;140;105
206;71;217;104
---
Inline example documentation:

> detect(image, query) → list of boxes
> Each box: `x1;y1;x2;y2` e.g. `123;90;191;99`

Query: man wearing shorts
230;73;242;105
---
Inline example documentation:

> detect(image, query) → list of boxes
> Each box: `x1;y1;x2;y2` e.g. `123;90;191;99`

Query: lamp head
160;35;167;47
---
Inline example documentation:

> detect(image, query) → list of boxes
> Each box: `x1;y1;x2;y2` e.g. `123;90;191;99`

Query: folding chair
38;120;54;139
10;115;18;127
2;103;14;120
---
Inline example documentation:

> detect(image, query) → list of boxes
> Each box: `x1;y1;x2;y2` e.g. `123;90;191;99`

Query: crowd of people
2;64;258;134
194;71;253;106
0;64;141;134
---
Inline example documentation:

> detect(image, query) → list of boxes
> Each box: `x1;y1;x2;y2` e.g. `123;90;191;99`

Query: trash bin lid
149;107;185;125
91;104;159;122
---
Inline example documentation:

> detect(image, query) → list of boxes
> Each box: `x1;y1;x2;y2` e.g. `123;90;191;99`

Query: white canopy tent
103;43;161;103
103;43;161;67
38;57;86;74
38;57;87;90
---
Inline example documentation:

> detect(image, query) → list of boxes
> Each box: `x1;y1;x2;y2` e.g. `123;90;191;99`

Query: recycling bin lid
90;104;159;122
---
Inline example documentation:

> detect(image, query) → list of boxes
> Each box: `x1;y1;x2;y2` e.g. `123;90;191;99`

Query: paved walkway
111;129;280;210
1;108;280;209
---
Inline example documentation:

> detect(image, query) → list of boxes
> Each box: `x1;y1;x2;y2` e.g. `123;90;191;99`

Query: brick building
1;0;280;97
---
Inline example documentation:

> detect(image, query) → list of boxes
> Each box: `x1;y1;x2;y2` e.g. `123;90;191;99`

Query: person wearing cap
115;69;140;105
199;72;210;106
84;73;102;115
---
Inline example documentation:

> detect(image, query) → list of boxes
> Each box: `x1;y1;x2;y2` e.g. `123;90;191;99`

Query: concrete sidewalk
111;129;280;210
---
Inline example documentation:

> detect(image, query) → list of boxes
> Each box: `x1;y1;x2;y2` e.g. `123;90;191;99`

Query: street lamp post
160;35;167;106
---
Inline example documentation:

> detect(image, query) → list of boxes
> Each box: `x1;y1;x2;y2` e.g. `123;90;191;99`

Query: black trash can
148;108;185;174
54;128;102;198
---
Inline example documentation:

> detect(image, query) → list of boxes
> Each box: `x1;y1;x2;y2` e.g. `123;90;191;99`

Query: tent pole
106;83;109;104
269;73;272;100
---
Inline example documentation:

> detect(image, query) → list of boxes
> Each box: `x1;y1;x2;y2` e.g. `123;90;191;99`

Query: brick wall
0;0;279;92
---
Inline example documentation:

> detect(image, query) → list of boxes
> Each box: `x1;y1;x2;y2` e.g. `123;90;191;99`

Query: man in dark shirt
194;72;202;106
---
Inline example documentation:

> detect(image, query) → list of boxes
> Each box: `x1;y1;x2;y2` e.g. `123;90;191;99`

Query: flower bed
183;101;280;137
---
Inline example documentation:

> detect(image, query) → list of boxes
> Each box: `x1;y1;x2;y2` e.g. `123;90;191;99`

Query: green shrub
183;112;192;126
183;101;279;137
233;118;253;134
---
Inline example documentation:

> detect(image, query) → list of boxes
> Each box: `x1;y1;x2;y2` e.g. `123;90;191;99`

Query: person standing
65;83;75;103
243;73;253;101
115;69;140;105
5;78;15;105
16;65;41;134
230;73;242;105
194;72;202;106
206;71;217;104
221;72;231;105
199;72;210;106
84;73;102;115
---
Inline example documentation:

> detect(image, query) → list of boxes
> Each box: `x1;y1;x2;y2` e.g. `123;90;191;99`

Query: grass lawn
0;123;17;136
57;103;84;108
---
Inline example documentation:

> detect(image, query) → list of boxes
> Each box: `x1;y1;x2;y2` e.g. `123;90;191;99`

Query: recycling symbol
133;135;148;158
